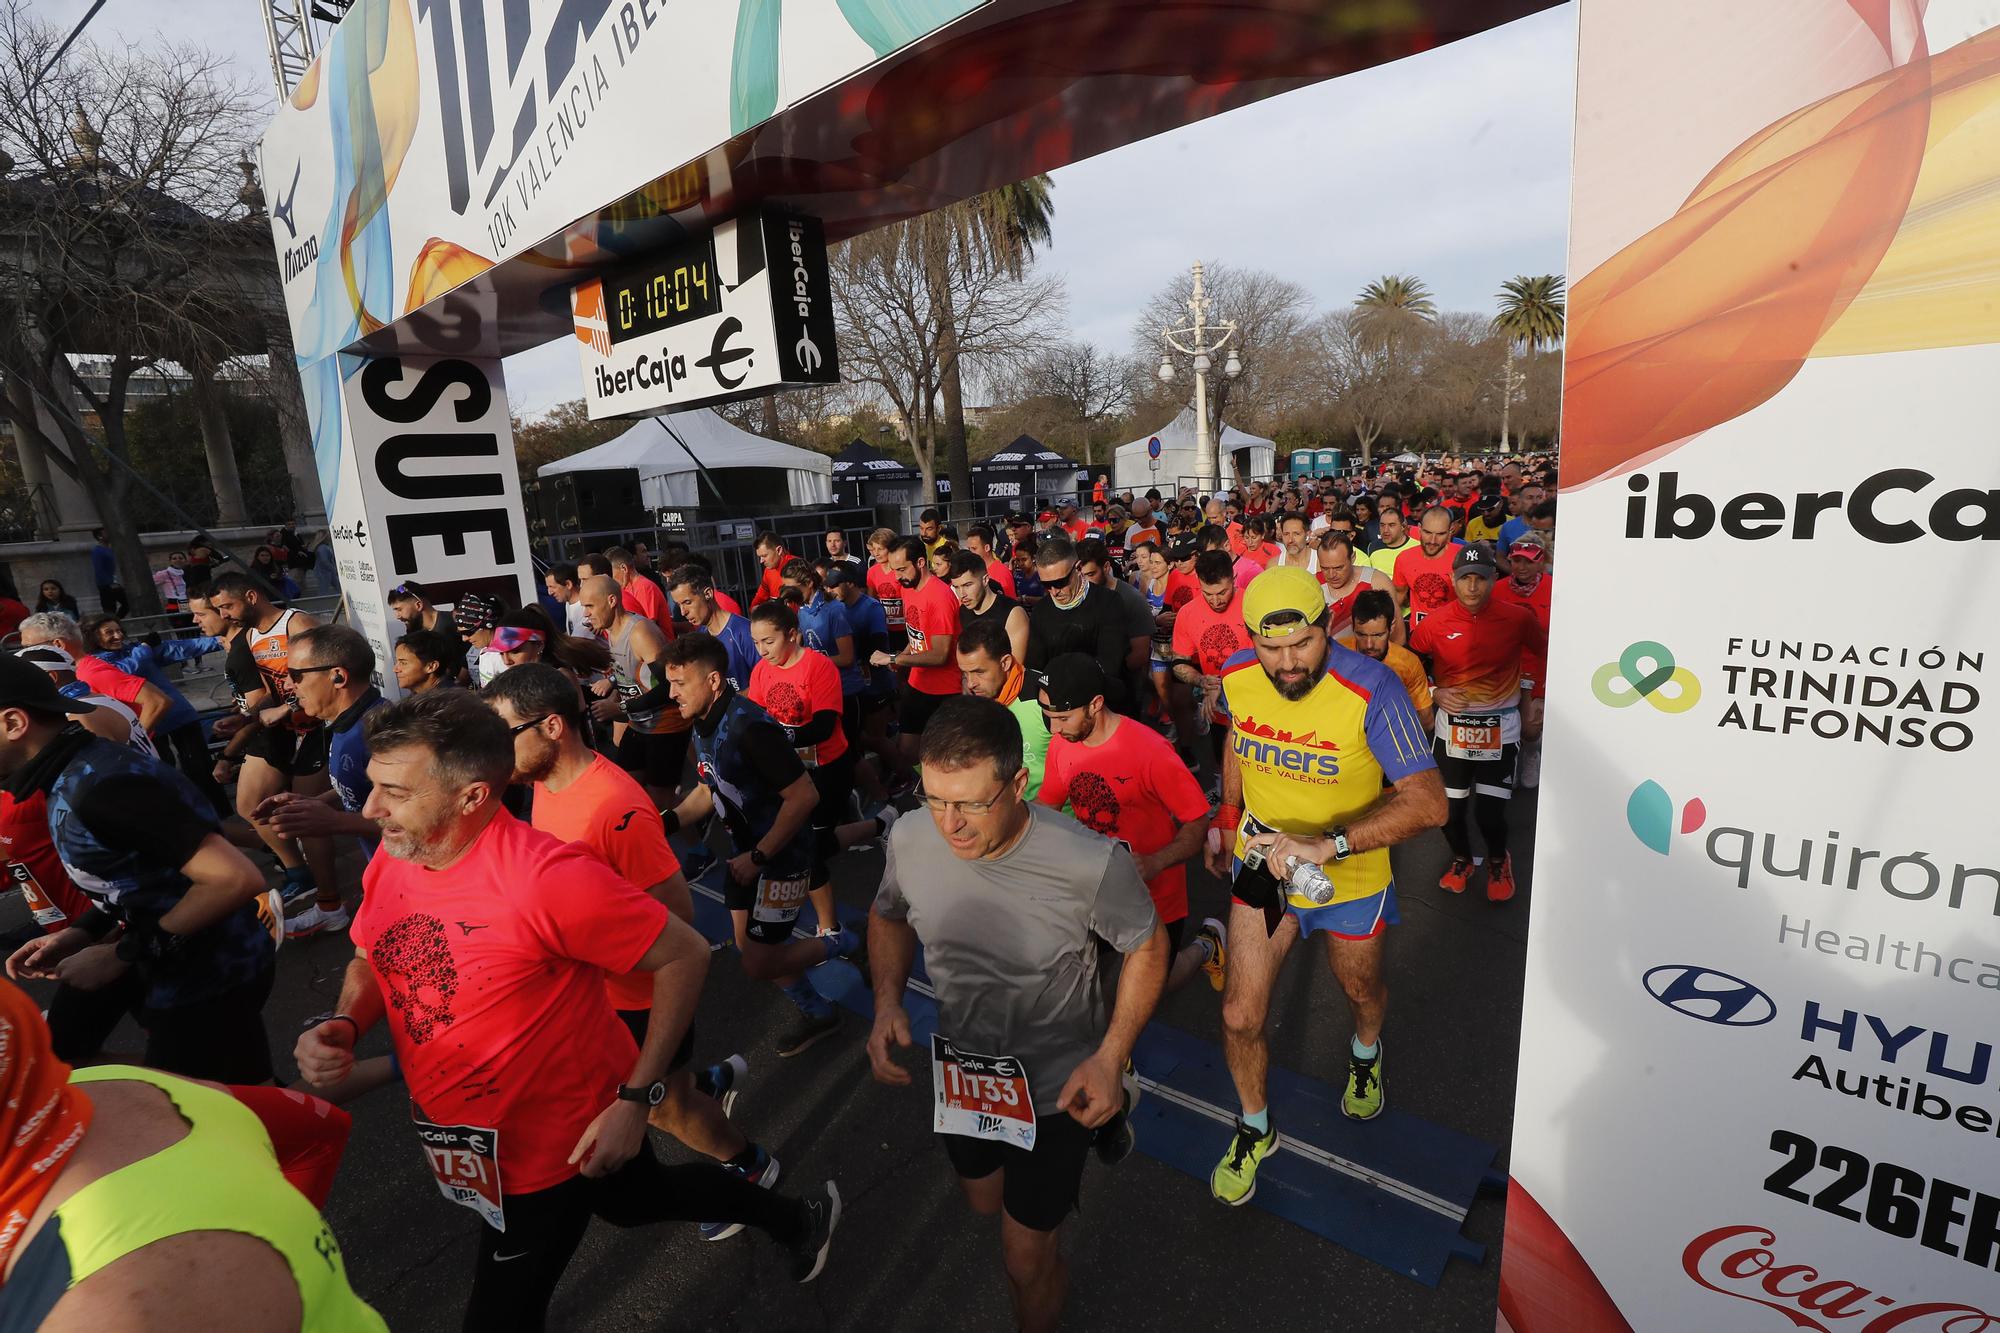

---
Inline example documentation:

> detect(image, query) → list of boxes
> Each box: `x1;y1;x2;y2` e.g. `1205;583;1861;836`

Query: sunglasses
508;714;552;736
284;664;339;683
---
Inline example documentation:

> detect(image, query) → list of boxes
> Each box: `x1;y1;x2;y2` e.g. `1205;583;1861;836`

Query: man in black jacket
1024;535;1130;714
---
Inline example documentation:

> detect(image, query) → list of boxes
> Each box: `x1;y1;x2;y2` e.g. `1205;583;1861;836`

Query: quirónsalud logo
1593;640;1701;713
1628;779;1707;855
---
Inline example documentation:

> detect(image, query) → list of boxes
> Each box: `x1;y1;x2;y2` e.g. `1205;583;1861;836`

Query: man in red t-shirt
1391;506;1462;629
609;545;670;623
1037;654;1224;995
1170;550;1253;784
864;529;908;647
1409;544;1547;904
488;662;772;1240
963;523;1017;598
1491;532;1555;790
750;533;792;606
870;536;960;769
295;692;838;1320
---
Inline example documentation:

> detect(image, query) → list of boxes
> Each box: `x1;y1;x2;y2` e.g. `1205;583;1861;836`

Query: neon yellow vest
57;1066;386;1332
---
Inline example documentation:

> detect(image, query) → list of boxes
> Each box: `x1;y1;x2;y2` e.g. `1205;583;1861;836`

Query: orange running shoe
1487;854;1517;903
1439;858;1473;894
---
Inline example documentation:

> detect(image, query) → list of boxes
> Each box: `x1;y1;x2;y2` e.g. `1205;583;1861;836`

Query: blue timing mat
687;873;1498;1286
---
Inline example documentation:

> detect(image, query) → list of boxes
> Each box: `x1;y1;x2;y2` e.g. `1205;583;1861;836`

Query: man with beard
296;691;839;1327
1037;654;1223;999
1340;590;1434;734
1390;506;1462;629
955;615;1050;796
1201;567;1445;1204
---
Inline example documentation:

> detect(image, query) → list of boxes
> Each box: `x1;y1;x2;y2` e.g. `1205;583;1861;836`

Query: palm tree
1491;274;1565;452
932;177;1054;504
1353;274;1438;344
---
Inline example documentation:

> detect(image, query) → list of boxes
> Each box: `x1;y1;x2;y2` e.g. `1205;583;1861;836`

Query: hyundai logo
1641;964;1776;1027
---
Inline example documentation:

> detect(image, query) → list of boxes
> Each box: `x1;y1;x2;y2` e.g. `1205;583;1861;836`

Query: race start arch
257;0;1554;667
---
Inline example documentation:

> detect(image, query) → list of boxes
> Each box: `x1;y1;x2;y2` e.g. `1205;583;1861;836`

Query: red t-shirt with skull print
1036;716;1212;924
353;807;669;1194
745;645;848;766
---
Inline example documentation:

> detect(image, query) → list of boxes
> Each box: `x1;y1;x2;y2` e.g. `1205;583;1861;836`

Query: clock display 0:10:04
606;252;722;345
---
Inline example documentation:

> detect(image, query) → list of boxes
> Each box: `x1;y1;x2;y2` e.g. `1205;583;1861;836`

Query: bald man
580;573;681;804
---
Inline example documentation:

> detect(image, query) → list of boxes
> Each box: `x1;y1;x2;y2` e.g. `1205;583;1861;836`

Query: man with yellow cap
1198;566;1447;1206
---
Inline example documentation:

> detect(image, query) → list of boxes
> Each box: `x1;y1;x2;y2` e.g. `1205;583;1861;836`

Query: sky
37;0;1578;418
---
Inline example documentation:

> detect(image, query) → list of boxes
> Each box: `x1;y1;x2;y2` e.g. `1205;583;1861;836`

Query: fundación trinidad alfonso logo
1626;779;1706;855
1592;640;1701;713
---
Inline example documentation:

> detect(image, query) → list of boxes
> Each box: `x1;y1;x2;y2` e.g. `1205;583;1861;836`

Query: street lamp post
1157;262;1242;495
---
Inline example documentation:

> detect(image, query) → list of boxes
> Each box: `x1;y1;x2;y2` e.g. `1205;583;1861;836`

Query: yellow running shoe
1196;917;1228;992
1210;1118;1279;1206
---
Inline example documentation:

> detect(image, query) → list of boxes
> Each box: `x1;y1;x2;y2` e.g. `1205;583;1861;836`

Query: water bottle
1284;857;1338;907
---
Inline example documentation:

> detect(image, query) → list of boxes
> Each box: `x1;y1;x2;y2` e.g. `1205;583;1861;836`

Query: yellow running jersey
1219;642;1435;906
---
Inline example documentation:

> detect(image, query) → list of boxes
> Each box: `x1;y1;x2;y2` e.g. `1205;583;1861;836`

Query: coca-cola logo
1683;1224;2000;1331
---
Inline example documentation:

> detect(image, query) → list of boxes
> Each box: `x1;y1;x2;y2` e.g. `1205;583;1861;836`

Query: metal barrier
540;507;877;606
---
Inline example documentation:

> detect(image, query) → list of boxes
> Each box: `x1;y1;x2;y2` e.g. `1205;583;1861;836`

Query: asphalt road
7;790;1538;1333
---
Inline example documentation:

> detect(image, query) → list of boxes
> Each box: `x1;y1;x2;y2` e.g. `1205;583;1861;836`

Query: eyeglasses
916;784;1011;817
284;664;339;683
507;714;552;736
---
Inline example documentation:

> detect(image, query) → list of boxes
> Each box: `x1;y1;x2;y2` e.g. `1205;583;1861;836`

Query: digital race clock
601;236;721;344
573;209;840;419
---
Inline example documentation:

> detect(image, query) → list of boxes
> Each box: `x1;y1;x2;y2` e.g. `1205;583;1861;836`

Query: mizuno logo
455;921;489;936
274;161;301;240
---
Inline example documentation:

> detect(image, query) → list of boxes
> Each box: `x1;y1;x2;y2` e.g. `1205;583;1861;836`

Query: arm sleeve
1089;844;1160;952
741;719;809;790
1364;673;1437;782
872;834;909;921
785;709;840;746
156;636;224;664
524;846;670;974
71;774;216;868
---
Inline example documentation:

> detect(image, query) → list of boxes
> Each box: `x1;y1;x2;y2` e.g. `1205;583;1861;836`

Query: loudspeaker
543;469;645;534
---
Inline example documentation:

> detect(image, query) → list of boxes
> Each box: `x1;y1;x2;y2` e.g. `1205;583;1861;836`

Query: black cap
822;564;856;588
1038;653;1107;711
1167;538;1198;561
1453;542;1499;579
0;653;95;715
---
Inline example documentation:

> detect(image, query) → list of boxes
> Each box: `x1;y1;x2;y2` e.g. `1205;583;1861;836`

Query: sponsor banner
259;0;982;357
329;355;537;691
1501;3;2000;1330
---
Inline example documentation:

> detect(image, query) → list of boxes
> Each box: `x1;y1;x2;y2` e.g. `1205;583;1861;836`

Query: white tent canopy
1112;406;1277;494
537;408;833;508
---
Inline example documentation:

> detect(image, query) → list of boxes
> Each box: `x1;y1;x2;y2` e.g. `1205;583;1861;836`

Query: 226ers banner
1502;3;2000;1330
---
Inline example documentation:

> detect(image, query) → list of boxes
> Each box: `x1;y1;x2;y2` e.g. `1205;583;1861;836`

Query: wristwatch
1329;826;1352;861
616;1080;667;1106
304;1012;360;1037
750;847;769;868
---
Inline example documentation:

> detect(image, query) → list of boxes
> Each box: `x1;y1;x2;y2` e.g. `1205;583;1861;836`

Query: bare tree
832;220;1064;501
1309;308;1413;469
1003;340;1130;465
0;1;267;612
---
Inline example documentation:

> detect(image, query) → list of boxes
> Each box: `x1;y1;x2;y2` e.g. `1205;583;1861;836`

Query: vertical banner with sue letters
1501;2;2000;1330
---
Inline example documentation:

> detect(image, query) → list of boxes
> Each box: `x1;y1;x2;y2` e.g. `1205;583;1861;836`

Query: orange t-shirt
1170;590;1252;722
747;646;849;766
1392;542;1461;627
353;809;668;1194
530;754;683;1013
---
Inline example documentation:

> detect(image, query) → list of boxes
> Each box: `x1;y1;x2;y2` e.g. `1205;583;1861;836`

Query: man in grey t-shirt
868;696;1166;1333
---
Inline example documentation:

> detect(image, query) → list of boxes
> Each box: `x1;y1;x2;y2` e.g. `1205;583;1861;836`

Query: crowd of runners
0;452;1556;1331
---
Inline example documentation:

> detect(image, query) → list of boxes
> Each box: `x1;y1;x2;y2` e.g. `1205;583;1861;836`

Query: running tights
1443;794;1510;862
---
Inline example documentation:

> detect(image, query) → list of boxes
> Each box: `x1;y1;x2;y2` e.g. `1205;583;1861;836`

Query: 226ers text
1763;1127;2000;1271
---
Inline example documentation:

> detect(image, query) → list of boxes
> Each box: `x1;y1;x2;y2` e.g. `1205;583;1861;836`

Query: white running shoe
284;902;351;940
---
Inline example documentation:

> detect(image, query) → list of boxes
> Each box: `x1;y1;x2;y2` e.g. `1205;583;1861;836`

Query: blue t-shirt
707;612;759;691
798;594;863;695
841;593;894;697
99;638;222;734
1498;517;1530;550
89;543;117;586
326;689;385;854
